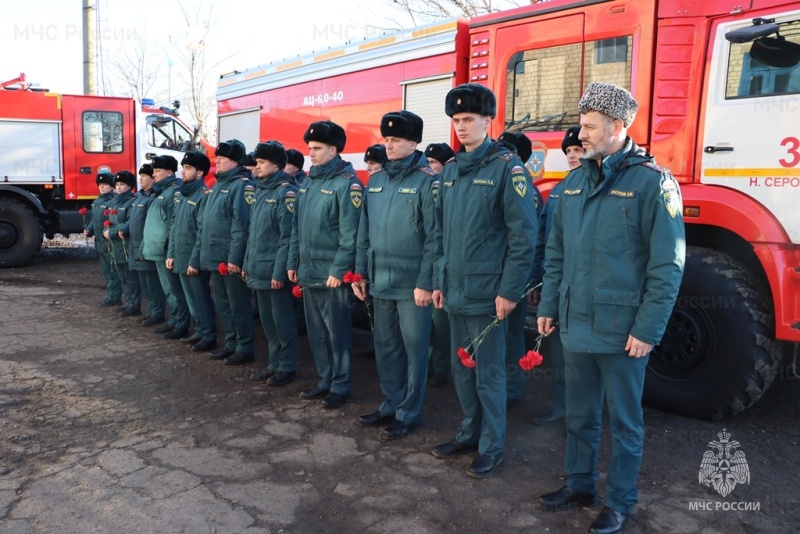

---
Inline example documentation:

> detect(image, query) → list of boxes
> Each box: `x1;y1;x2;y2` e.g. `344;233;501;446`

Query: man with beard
536;83;685;534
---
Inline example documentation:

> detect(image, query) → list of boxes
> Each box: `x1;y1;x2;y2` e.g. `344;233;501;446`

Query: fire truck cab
0;75;207;267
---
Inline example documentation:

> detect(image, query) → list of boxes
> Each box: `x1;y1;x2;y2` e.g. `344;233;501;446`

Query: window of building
82;111;123;153
596;37;628;64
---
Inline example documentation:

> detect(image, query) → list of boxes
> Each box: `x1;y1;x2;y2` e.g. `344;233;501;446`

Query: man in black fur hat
288;120;362;409
430;84;539;479
352;110;436;441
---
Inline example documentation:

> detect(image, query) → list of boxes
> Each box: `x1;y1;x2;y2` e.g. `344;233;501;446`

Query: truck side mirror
749;35;800;68
725;19;779;43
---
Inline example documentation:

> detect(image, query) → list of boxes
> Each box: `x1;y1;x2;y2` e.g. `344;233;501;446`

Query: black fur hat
561;126;582;154
253;141;287;169
138;164;154;177
380;111;423;143
498;131;532;162
364;144;386;164
303;120;346;152
244;152;257;167
445;83;497;118
113;170;137;188
425;143;455;165
286;149;305;169
181;151;211;174
151;155;178;172
215;139;247;165
96;170;114;186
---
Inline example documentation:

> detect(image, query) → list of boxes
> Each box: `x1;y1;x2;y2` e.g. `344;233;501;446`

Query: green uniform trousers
211;271;254;354
255;286;297;373
304;287;352;395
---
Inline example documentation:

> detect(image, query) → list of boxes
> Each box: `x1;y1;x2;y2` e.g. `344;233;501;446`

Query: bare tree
103;33;167;103
386;0;526;25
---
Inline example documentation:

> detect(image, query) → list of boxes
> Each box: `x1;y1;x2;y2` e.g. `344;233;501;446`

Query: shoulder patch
660;174;681;219
350;186;363;209
511;165;525;174
498;152;514;162
512;174;528;197
285;194;296;213
244;186;256;205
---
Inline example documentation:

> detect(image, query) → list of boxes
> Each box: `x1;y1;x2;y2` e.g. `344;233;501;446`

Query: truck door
61;95;136;200
701;8;800;243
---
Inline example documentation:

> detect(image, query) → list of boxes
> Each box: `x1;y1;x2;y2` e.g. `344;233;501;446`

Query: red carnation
457;347;470;360
103;209;110;216
292;285;303;298
111;209;118;215
217;262;229;276
461;357;476;368
519;349;544;371
78;207;88;215
103;220;112;227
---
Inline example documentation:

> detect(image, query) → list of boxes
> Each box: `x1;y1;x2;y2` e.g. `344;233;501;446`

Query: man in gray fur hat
536;82;685;534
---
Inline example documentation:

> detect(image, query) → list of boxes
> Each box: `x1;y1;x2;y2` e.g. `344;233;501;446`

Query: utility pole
82;0;97;95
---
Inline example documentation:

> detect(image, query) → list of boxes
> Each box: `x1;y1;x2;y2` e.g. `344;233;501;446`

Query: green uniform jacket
85;191;116;255
168;178;209;274
538;139;686;352
244;170;298;290
288;156;361;285
433;137;539;315
121;188;157;271
107;189;135;265
198;166;254;271
142;175;181;261
355;150;436;299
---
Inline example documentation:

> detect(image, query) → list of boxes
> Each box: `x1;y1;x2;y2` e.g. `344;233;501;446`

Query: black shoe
116;305;129;312
537;485;599;512
506;397;521;408
250;368;275;381
224;352;254;366
357;411;395;427
164;329;190;340
267;371;295;386
191;339;217;352
429;371;449;387
209;348;236;361
140;317;164;327
531;410;565;426
138;315;151;324
120;308;141;317
382;420;417;440
300;386;329;400
153;324;175;334
467;454;503;479
431;439;478;459
589;507;631;534
322;392;348;409
101;298;121;307
181;334;202;344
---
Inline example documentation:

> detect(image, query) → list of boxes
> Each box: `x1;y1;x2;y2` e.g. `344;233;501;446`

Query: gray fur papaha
578;82;639;127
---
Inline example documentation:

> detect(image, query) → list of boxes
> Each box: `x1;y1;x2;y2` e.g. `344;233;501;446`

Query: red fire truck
217;0;800;418
0;73;212;268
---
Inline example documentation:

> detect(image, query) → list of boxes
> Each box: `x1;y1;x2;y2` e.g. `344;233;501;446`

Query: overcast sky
1;0;411;97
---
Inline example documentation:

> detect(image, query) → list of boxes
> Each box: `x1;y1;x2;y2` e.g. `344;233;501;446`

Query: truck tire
644;247;783;419
0;198;43;267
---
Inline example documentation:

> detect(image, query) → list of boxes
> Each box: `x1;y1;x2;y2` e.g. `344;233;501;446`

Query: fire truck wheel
644;246;783;419
0;198;43;267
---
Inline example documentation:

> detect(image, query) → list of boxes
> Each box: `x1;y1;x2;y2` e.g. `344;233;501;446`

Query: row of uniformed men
88;80;685;534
